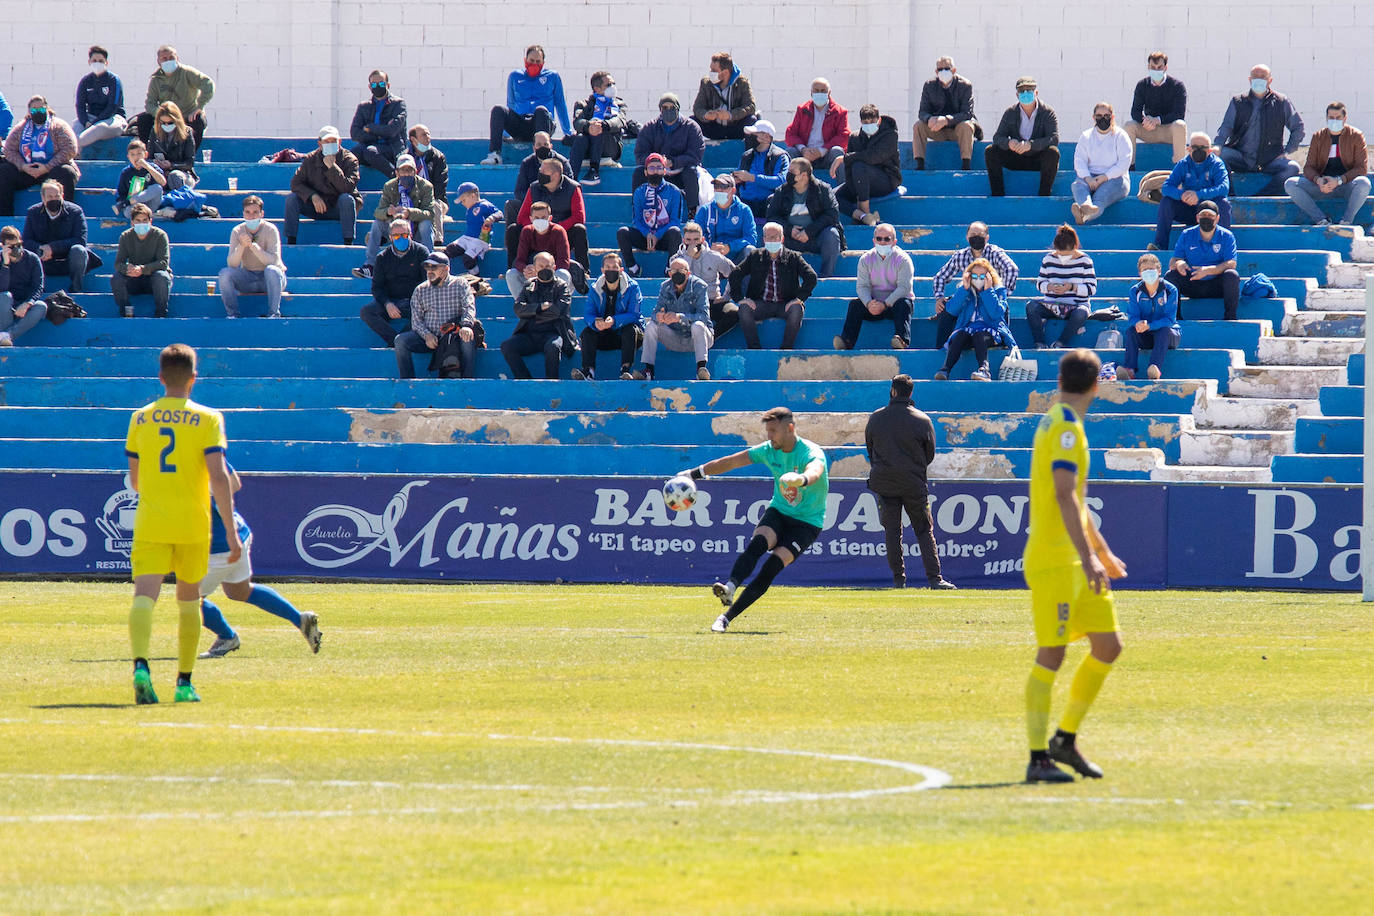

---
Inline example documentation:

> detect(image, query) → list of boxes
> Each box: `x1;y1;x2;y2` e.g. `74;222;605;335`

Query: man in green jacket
112;204;173;318
136;46;214;147
354;153;435;278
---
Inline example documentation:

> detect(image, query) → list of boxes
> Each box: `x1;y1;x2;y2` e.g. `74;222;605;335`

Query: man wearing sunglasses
350;70;407;179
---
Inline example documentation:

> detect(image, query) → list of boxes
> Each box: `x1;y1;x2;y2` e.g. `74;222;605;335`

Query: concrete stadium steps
25;187;1366;236
1318;384;1362;415
1190;392;1319;430
1270;454;1360;484
0;344;1247;383
15;314;1272;362
0;407;1186;460
1284;310;1365;338
1348;352;1365;385
1178;426;1296;467
1294;416;1362;454
1305;287;1366;311
1225;364;1347;399
1256;336;1364;366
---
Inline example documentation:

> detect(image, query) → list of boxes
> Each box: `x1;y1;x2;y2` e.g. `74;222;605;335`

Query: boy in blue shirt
446;181;503;276
1163;199;1239;319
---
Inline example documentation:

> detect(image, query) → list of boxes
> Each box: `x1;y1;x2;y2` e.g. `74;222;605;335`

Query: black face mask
604;270;620;284
646;174;664;185
1190;147;1209;163
660;108;679;124
370;84;388;99
671;271;688;286
537;268;554;282
1094;115;1112;131
1198;217;1216;231
45;200;63;215
967;236;986;251
541;174;558;188
30;110;47;126
534;147;552;160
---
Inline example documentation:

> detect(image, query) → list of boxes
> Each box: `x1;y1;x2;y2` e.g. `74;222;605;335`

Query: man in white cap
354;152;435;279
732;119;790;217
284;125;362;246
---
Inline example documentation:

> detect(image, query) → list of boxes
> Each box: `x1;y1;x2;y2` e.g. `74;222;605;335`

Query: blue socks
246;585;302;628
200;599;237;639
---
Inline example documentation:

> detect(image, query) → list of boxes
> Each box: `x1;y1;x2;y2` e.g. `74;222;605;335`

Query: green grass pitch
0;581;1370;914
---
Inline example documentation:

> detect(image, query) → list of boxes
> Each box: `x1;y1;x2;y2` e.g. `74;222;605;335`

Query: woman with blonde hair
148;100;198;190
933;257;1015;381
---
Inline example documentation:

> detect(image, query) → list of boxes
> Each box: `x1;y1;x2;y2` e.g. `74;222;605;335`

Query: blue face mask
1250;78;1269;95
392;237;410;252
322;142;339;156
714;191;730;207
860;122;879;135
160;59;178;75
133;222;152;237
245;218;262;231
160;122;176;133
764;240;783;254
812;92;829;108
875;244;893;256
1328;119;1345;134
413;142;430;153
1141;269;1160;285
1017;91;1036;106
1148;69;1166;84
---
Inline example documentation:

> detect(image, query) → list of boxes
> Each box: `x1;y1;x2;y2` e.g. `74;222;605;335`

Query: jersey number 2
158;427;177;472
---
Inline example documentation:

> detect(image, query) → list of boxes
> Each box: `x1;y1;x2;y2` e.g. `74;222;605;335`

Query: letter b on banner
1247;489;1318;579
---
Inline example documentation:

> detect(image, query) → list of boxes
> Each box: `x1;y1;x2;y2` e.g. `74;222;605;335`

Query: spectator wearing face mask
834;223;914;351
694;175;758;262
505;201;572;300
507;158;588;271
74;45;128;149
934;259;1014;381
136;45;213;147
729;222;818;350
1124;51;1188;166
617;153;682;276
986;77;1059;197
763;158;845;278
0;225;46;347
285;126;362;246
569;71;628;186
23;180;95;294
112;204;172;318
1026;224;1096;349
1120;253;1180;381
692;51;758;141
502;251;575;379
784;78;848;172
636;256;714;380
1149;131;1231;251
114;140;166;219
677;221;740;337
931;222;1020;348
397;251;477;380
503;132;571;227
634;93;706;215
350;70;407;179
732;120;790;218
1214;65;1304;197
1071;102;1132;224
483;45;571;165
147;101;198;196
572;252;644;381
1285;102;1370;227
833;104;901;227
354;154;434;279
359;220;429;348
219;195;285;318
0;96;80;217
1165;199;1240;320
914;56;979;170
406;125;448;244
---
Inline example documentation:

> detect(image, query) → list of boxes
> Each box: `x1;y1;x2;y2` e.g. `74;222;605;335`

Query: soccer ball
662;476;697;511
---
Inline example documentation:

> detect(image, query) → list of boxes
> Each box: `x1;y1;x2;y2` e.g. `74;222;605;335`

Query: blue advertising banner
0;472;1359;590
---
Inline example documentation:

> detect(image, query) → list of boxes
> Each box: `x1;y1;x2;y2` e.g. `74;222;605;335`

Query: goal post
1364;276;1373;600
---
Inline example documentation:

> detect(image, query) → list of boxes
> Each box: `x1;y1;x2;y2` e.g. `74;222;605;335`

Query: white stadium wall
1;0;1367;141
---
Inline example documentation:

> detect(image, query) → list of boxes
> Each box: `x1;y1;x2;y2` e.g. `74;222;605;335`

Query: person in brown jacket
1284;101;1370;226
0;95;81;216
284;126;362;245
692;51;758;140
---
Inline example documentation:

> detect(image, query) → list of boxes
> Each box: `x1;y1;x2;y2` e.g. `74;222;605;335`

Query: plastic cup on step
207;279;216;296
227;177;238;192
202;149;212;164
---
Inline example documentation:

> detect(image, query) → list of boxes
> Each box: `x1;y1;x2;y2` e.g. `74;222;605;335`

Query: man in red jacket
784;78;849;172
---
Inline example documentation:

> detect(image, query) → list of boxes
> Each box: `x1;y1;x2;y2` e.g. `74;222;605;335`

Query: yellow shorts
1025;563;1118;647
130;540;211;584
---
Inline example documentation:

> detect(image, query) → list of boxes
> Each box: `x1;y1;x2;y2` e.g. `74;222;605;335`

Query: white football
663;476;698;511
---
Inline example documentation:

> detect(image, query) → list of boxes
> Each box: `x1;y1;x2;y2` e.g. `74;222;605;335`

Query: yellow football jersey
1023;401;1090;573
124;397;227;544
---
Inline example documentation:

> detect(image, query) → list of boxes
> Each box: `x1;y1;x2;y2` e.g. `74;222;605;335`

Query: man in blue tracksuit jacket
485;44;571;163
1152;134;1231;250
694;175;758;262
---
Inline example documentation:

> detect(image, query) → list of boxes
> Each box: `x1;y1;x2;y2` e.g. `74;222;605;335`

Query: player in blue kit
197;464;322;658
680;406;829;632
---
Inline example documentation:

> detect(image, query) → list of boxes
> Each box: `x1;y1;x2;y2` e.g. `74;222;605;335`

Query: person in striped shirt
931;222;1019;348
1025;224;1096;349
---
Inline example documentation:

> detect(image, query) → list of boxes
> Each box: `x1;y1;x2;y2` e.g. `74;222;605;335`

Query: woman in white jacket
1072;102;1134;224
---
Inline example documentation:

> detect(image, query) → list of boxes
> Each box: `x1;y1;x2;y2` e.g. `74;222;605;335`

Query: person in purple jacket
633;93;706;216
483;45;571;165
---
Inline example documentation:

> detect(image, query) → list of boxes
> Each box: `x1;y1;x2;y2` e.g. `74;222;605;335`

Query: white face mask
875;244;893;256
1328;119;1345;134
937;69;953;85
91;62;107;76
860;122;879;136
969;277;984;290
1148;69;1166;84
532;218;551;233
714;191;730;207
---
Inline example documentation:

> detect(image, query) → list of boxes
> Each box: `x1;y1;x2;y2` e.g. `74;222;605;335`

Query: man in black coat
864;374;956;589
729;222;818;349
985;76;1060;197
832;105;902;224
349;69;407;178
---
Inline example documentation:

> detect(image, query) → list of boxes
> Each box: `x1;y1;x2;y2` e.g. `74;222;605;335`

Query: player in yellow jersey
1022;348;1127;783
124;343;241;704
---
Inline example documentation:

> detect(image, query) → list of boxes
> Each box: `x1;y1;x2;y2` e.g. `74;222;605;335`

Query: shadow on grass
31;703;138;709
69;657;177;664
939;781;1025;790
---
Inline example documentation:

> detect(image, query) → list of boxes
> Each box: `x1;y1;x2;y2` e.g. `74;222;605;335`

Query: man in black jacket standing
864;374;956;589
